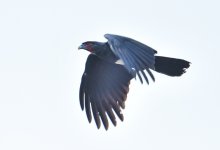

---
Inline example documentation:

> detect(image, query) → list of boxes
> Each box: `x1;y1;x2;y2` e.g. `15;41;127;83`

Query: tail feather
154;56;190;76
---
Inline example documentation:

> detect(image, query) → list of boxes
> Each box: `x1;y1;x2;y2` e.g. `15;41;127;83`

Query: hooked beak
78;44;84;50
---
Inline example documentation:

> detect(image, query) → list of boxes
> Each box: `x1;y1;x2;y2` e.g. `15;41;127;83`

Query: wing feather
104;34;157;83
85;93;92;123
79;54;132;129
79;75;85;110
91;101;101;129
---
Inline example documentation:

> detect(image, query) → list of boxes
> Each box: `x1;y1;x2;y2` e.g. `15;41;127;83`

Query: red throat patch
85;43;93;52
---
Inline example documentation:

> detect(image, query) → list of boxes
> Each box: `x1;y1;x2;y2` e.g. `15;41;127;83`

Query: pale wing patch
115;59;125;65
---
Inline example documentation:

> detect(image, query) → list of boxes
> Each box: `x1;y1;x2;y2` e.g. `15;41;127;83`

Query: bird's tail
154;56;190;76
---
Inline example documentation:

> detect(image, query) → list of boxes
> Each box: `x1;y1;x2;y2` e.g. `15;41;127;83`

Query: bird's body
78;34;190;130
86;42;119;64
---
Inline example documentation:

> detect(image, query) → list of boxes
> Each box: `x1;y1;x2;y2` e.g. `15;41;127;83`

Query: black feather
155;56;190;76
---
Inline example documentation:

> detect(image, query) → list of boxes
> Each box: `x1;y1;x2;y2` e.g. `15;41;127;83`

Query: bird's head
78;41;97;53
78;41;106;53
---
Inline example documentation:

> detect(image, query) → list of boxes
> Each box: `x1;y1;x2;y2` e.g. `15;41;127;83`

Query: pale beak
78;44;84;50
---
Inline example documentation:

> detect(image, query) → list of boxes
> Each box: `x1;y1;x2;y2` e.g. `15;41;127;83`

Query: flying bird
78;34;190;130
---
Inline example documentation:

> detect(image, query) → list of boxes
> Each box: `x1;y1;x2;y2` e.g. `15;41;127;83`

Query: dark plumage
78;34;191;130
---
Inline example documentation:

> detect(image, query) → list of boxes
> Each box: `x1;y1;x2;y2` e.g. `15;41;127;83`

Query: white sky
0;0;220;150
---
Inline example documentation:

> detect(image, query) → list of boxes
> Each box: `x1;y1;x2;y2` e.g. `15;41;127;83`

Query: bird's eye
83;42;89;46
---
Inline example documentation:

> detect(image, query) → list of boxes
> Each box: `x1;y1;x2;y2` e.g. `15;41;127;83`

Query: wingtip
119;114;124;121
87;117;92;123
113;121;117;126
80;103;84;111
96;123;101;129
94;116;101;129
104;125;109;130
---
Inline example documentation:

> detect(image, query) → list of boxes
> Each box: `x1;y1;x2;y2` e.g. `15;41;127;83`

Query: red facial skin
84;43;93;52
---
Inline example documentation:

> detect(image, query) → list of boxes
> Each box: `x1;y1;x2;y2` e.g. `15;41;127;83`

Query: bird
78;34;190;130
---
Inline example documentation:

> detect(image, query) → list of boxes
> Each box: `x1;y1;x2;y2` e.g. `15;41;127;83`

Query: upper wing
104;34;157;84
79;54;133;130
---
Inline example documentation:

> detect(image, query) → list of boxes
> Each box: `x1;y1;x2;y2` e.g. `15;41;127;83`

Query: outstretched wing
105;34;157;84
80;54;133;130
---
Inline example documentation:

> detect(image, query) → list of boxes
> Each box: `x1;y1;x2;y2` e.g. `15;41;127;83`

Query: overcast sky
0;0;220;150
